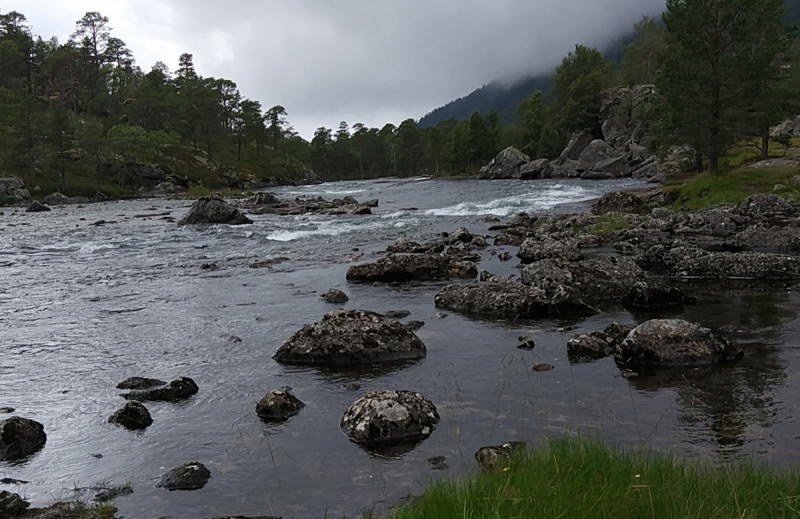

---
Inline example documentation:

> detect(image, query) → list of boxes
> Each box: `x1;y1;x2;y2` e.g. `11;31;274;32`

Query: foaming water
3;177;800;519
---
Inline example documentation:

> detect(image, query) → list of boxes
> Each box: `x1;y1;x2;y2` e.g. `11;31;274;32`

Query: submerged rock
567;332;618;360
116;377;167;390
0;417;46;461
178;197;253;226
622;281;685;310
346;254;478;283
321;289;349;304
616;319;742;366
121;377;199;402
255;388;305;423
340;390;440;445
157;462;211;491
108;402;153;430
274;310;427;365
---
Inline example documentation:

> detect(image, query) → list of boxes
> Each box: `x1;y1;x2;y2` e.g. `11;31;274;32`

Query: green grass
664;166;800;210
388;438;800;519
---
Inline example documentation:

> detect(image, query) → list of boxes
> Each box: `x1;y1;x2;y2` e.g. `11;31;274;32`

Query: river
2;177;800;518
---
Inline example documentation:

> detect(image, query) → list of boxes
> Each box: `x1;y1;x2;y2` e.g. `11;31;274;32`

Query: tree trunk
237;133;242;162
206;139;213;161
708;153;719;174
761;127;770;160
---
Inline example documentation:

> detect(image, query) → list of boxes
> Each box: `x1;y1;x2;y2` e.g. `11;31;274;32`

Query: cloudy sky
13;0;664;139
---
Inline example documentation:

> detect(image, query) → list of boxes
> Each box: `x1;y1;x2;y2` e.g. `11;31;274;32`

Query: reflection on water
1;178;800;518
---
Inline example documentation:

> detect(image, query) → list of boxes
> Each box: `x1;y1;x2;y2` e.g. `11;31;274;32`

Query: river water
2;178;800;518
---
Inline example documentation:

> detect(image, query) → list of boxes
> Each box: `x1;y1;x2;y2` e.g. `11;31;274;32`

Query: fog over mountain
13;0;665;137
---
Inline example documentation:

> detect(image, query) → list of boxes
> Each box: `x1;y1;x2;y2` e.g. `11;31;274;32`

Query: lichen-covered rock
638;244;800;280
116;377;166;390
722;224;800;252
738;193;795;217
0;417;46;461
273;310;426;365
434;281;595;320
340;390;439;445
121;377;199;402
346;254;477;283
517;236;583;264
108;402;153;430
622;281;685;310
603;322;636;344
591;191;646;215
567;332;618;360
387;238;444;254
178;197;253;226
321;289;349;304
477;147;530;180
616;319;741;366
0;490;29;518
256;388;305;423
157;462;211;491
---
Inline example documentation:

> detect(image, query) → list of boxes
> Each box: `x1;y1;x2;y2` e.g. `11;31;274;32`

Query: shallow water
3;178;800;518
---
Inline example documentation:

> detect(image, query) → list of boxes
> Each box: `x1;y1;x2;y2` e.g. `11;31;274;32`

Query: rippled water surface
3;178;800;518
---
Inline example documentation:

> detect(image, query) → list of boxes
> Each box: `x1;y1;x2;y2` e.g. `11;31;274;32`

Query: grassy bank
388;438;800;519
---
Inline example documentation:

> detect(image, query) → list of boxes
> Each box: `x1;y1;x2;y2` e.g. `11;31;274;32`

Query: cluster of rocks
0;177;30;202
239;192;378;216
108;376;199;431
478;85;679;183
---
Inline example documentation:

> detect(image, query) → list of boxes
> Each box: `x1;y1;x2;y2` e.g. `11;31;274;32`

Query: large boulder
771;115;800;138
340;390;440;445
517;236;583;264
116;377;166;390
722;224;800;252
477;147;530;180
178;197;253;226
25;201;51;213
591;191;646;215
121;377;199;402
557;132;594;163
517;159;553;180
599;85;657;151
737;194;795;218
157;462;211;491
0;417;46;461
567;332;618;360
273;310;426;365
616;319;741;366
108;402;153;430
256;388;305;423
578;140;625;173
434;281;595;320
346;254;477;283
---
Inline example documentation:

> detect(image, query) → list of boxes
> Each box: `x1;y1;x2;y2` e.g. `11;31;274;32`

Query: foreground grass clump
389;438;800;519
665;166;800;210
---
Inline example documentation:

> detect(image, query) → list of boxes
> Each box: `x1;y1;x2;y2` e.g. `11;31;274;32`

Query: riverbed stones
25;201;51;213
178;197;253;226
108;402;153;430
116;377;167;390
340;390;440;445
591;191;646;215
722;224;800;252
616;319;741;366
121;377;199;402
157;462;211;491
518;236;583;264
321;289;349;304
0;491;29;517
255;388;305;423
638;244;800;280
0;417;46;460
273;310;427;365
621;281;685;310
387;238;444;254
346;254;478;283
567;332;618;360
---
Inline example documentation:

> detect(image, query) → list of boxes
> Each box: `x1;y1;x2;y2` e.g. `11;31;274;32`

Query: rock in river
346;254;478;283
25;201;51;213
177;197;253;226
616;319;742;367
321;289;349;304
121;377;199;402
0;490;29;518
116;377;166;390
517;236;583;264
108;402;153;430
157;462;211;491
0;417;46;461
567;332;618;360
256;387;305;423
340;390;440;445
273;309;427;365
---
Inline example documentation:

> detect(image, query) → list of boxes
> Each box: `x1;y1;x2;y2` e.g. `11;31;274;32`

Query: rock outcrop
178;197;253;226
638;244;800;280
346;254;478;283
616;319;742;366
477;147;530;180
273;310;427;365
0;177;29;202
157;462;211;491
121;377;199;402
0;417;46;461
108;402;153;430
255;388;305;423
517;236;583;264
0;491;29;518
340;390;440;445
